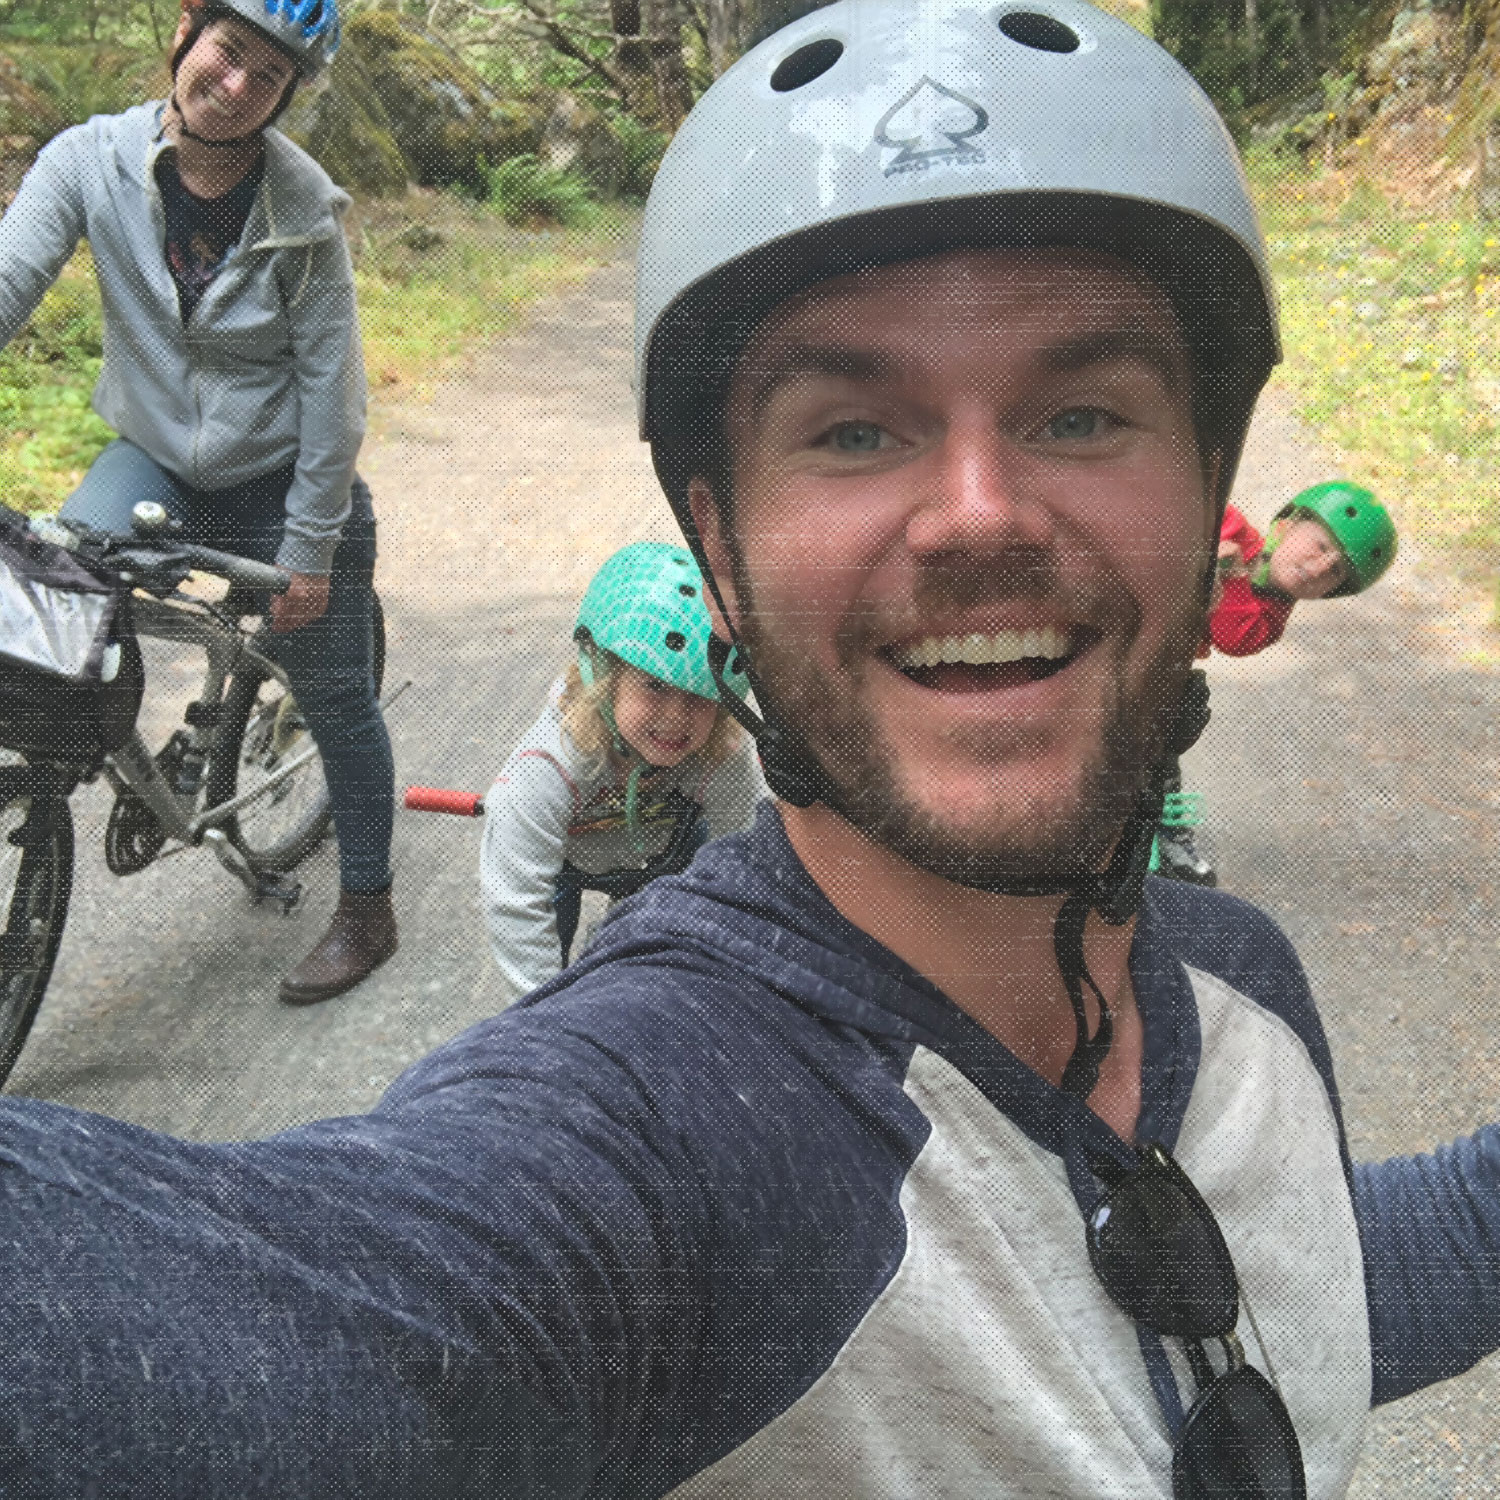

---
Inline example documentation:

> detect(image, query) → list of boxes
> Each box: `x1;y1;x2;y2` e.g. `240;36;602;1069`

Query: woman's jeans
62;440;395;893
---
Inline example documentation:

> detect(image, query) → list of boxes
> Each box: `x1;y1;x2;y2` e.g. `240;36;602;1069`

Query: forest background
2;0;1500;622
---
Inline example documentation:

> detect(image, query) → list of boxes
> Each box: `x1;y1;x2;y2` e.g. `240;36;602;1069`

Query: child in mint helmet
480;542;768;1000
1157;482;1398;883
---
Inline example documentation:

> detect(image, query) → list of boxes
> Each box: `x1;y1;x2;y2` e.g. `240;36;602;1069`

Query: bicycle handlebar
404;787;486;818
176;543;291;595
29;517;291;595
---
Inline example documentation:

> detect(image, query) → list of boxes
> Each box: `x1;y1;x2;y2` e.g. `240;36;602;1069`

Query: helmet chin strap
707;630;1214;1105
167;94;266;150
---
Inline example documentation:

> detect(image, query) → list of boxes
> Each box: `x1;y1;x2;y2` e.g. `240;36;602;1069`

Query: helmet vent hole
1345;505;1358;517
997;11;1080;53
679;584;697;597
665;631;688;653
771;38;844;92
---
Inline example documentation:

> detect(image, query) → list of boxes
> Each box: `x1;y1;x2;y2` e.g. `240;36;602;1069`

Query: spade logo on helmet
874;78;989;177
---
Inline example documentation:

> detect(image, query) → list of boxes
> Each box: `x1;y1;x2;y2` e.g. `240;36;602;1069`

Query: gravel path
6;229;1498;1494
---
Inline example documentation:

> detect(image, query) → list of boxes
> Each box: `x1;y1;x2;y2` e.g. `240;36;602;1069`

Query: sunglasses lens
1086;1152;1239;1339
1173;1366;1306;1500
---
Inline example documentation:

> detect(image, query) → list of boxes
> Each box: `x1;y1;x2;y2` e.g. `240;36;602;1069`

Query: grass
482;155;597;230
0;195;629;513
1248;147;1500;602
352;193;630;402
0;248;116;512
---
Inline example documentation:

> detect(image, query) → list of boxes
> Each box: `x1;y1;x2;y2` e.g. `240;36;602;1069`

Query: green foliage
3;41;160;133
1150;0;1389;125
0;0;171;49
0;251;113;512
609;114;668;199
483;153;597;227
1252;156;1500;580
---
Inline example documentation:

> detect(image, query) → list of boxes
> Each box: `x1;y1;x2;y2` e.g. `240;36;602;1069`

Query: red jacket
1205;505;1294;657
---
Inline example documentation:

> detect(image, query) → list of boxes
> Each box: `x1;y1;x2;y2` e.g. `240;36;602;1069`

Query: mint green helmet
575;542;749;703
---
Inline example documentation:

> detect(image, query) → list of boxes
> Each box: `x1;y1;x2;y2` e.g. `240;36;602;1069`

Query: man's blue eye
832;422;886;452
1047;409;1102;440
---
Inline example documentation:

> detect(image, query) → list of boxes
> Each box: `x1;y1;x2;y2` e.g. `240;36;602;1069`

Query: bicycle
0;501;394;1085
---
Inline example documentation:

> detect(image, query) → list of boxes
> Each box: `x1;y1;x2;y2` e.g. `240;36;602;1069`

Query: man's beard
734;552;1203;891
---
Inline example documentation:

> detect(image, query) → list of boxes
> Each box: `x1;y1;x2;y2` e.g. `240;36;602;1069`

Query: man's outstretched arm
0;1014;706;1499
1355;1128;1500;1405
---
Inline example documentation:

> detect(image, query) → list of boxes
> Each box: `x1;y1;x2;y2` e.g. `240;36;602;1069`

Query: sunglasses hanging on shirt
1086;1143;1308;1500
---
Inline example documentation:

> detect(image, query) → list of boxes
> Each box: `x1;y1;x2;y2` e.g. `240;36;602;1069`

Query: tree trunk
611;0;661;122
1305;0;1329;65
702;0;755;73
643;0;694;129
1245;0;1259;94
700;0;834;75
611;0;694;129
143;0;167;51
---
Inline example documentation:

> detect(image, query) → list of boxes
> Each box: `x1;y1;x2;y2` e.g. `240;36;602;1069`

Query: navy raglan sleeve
1152;882;1500;1404
0;1004;711;1498
1354;1132;1500;1403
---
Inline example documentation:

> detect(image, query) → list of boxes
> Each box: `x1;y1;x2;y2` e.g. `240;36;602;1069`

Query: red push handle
404;786;486;818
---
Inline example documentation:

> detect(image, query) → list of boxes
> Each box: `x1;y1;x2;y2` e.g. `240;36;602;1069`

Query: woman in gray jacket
0;0;397;1004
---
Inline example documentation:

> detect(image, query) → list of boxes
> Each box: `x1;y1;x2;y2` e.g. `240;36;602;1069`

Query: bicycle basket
0;505;144;762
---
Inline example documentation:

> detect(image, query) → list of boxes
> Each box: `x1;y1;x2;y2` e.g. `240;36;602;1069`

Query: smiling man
0;2;1496;1496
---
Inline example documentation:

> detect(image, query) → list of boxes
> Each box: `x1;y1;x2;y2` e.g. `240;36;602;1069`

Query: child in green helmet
1208;482;1398;657
1157;483;1399;884
480;542;768;1001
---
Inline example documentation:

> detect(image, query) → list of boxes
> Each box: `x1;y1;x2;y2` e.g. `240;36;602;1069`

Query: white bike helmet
637;0;1279;525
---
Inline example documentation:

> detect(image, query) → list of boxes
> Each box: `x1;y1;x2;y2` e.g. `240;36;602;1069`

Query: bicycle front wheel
0;768;74;1086
205;594;386;873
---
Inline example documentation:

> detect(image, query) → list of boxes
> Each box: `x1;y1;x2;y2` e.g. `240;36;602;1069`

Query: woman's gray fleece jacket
0;103;366;574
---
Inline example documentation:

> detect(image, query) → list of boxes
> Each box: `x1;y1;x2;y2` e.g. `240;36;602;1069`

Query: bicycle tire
204;592;386;874
0;768;74;1087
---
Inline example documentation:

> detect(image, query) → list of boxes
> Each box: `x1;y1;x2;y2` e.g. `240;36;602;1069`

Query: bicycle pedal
253;871;302;915
105;789;168;875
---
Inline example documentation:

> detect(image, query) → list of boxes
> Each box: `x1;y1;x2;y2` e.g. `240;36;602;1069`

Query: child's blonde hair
559;655;742;766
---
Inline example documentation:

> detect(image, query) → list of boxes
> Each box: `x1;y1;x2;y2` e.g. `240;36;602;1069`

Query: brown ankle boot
280;885;398;1006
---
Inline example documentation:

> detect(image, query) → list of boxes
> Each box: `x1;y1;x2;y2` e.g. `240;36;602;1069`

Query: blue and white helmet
186;0;341;76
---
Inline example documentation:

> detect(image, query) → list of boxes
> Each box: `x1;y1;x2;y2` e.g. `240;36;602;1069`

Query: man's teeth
893;626;1073;670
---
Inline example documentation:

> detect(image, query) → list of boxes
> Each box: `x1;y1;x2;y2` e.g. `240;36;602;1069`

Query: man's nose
903;422;1054;556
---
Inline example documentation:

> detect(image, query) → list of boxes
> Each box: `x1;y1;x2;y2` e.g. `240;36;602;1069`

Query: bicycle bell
131;501;171;536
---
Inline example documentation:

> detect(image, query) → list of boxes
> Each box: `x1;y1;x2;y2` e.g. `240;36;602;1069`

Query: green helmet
1271;482;1397;596
575;542;750;703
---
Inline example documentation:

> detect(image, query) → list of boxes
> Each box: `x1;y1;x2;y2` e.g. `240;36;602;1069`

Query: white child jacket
480;686;768;1000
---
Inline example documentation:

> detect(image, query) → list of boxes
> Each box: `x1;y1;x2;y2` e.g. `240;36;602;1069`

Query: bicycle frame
103;588;409;900
103;591;292;891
